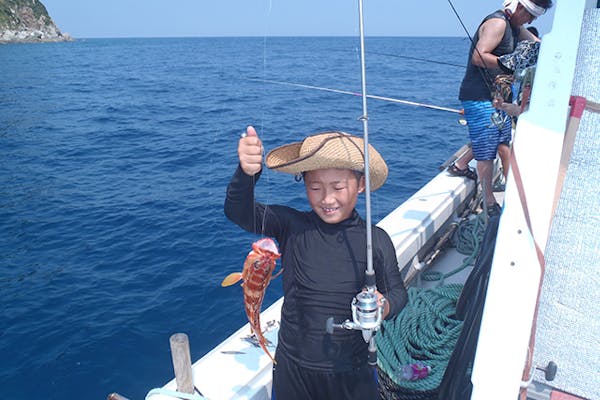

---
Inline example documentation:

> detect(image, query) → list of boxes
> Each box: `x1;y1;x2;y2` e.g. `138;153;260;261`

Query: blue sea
1;36;469;399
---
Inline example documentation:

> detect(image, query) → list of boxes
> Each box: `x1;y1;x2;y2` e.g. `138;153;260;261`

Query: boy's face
304;168;365;224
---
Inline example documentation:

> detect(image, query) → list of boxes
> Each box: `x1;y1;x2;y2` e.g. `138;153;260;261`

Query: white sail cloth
533;9;600;400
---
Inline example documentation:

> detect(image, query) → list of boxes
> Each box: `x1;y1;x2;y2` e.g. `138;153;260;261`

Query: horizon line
66;34;470;40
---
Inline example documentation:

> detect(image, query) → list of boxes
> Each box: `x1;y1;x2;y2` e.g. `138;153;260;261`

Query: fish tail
255;329;276;365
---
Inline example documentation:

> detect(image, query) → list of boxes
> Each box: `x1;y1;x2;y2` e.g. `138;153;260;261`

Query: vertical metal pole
357;0;375;287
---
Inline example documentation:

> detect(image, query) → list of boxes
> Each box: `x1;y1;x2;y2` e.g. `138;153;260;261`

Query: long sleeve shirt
224;166;407;371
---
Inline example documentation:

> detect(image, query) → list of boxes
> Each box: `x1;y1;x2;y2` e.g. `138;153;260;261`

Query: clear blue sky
43;0;555;39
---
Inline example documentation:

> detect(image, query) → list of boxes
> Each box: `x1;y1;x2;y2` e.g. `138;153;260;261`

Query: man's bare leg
454;147;474;171
477;159;496;207
498;143;511;179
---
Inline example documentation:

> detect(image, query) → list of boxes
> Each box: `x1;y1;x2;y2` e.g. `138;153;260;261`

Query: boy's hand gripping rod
325;0;385;366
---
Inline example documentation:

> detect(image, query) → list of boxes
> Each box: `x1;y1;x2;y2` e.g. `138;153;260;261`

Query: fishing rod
358;0;374;292
326;46;466;69
368;51;466;69
445;0;499;96
325;0;384;367
246;77;463;114
445;0;513;128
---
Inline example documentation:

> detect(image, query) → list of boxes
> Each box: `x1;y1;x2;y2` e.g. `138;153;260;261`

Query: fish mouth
255;238;280;256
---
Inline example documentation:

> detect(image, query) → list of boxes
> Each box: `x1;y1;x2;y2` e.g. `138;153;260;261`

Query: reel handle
326;317;358;334
326;317;338;334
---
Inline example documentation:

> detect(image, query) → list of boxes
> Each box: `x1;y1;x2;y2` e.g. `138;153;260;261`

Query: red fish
221;238;282;363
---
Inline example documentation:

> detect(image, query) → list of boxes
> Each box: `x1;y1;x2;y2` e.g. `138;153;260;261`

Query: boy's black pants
272;350;380;400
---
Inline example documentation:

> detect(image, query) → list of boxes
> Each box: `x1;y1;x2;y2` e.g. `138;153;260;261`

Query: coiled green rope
376;213;488;398
376;284;463;394
421;213;486;284
454;212;487;256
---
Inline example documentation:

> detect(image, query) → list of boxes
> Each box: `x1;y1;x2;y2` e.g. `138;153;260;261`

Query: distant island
0;0;72;43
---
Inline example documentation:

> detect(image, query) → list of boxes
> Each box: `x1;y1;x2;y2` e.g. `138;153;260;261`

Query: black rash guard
224;165;408;372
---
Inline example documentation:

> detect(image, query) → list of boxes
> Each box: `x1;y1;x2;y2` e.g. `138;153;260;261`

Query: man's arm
472;18;506;69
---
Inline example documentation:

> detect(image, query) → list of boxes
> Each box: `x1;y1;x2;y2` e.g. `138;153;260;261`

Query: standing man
451;0;553;216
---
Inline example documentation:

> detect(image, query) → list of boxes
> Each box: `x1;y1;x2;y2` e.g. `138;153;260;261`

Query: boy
224;126;407;399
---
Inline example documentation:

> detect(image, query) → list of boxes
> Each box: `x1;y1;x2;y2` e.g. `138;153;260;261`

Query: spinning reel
326;281;385;365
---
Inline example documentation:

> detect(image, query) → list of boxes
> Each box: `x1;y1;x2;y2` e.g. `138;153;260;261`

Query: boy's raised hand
238;126;263;176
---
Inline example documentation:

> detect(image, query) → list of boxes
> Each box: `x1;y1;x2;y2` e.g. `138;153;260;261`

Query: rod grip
365;272;376;287
368;336;378;366
368;349;377;366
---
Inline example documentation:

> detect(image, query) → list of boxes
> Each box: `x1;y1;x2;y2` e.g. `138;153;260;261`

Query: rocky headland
0;0;72;43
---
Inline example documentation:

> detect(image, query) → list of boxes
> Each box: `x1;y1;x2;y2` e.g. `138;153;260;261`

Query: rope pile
421;213;487;284
376;284;464;400
454;213;486;255
376;212;487;399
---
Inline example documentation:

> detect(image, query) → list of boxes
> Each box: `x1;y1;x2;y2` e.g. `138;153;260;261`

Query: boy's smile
304;168;365;224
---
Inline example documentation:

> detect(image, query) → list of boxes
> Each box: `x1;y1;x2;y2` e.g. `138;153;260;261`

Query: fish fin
221;272;243;287
270;268;284;281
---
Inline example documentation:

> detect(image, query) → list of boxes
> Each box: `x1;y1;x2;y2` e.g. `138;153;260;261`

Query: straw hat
265;131;388;191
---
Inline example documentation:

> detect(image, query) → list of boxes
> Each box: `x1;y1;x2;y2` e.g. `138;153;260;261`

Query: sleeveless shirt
459;10;520;101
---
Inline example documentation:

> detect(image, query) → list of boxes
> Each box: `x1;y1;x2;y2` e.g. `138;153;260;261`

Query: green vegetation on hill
0;0;51;30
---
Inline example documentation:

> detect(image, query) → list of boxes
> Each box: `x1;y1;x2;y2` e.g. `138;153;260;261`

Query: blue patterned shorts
462;100;512;161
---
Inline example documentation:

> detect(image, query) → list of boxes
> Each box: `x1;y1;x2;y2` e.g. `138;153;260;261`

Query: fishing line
446;0;516;128
445;0;497;95
244;77;463;114
368;51;466;69
256;0;277;238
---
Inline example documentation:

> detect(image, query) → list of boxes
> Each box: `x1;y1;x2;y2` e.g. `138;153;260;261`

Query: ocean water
0;36;469;399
